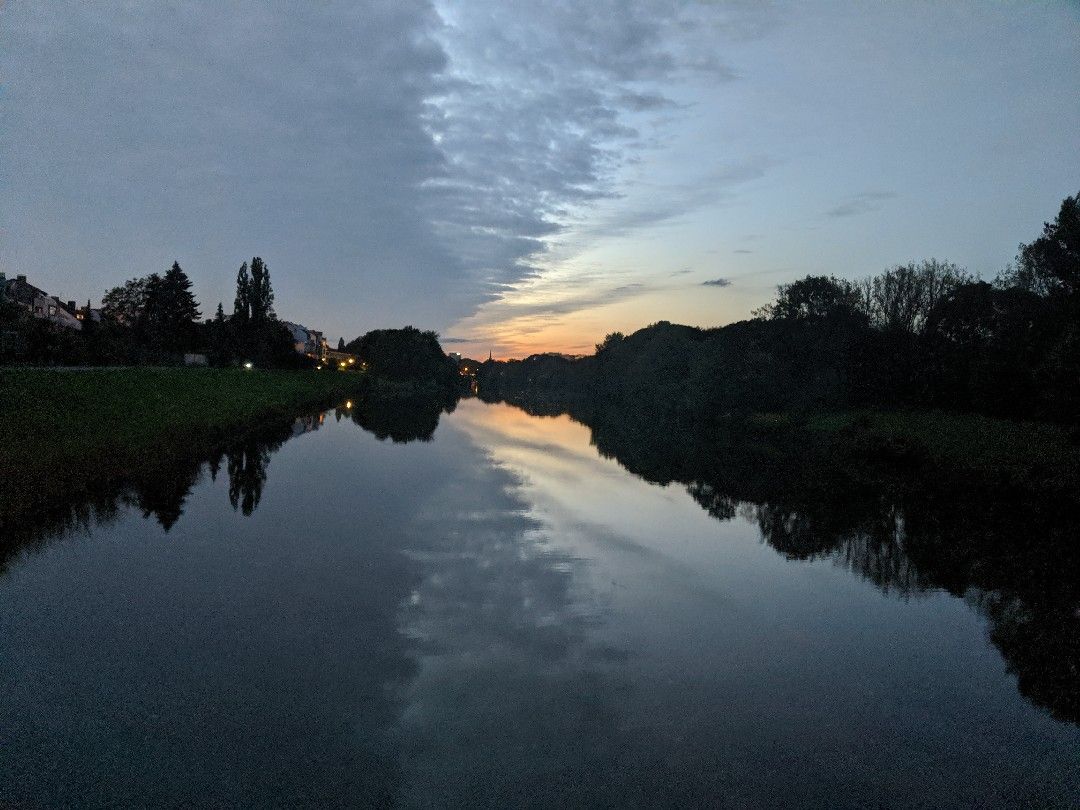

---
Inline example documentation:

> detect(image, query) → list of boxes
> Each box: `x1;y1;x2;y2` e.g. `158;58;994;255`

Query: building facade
4;275;82;331
282;321;325;358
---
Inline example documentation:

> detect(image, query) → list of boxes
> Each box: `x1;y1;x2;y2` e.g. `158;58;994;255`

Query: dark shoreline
0;368;369;531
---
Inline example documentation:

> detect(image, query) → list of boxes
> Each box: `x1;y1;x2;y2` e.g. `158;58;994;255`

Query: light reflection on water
0;398;1077;807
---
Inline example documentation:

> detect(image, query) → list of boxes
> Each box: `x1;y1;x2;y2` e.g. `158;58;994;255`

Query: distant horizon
4;2;1078;359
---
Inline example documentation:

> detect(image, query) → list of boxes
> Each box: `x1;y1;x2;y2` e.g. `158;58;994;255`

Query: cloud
426;1;751;302
618;91;679;111
1;0;776;343
565;155;777;245
733;249;753;254
488;281;651;321
825;191;897;218
702;278;732;287
1;1;461;334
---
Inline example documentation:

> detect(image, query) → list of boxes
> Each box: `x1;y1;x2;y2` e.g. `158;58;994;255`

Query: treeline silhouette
480;192;1080;423
1;257;300;367
344;326;461;396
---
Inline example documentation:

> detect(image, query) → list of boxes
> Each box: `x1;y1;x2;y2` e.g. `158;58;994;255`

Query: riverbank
769;410;1080;497
487;389;1080;505
0;368;368;525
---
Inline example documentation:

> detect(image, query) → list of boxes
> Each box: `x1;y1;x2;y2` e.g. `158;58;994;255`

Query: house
46;298;82;331
282;321;324;358
4;274;45;311
75;300;103;324
3;275;82;331
322;348;360;368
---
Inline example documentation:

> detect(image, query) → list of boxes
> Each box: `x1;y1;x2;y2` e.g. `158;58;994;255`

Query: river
1;397;1077;806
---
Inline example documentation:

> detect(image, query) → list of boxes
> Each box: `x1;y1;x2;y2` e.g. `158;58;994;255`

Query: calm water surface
1;399;1077;806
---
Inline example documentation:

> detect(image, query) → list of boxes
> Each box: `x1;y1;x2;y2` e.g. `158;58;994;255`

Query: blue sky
3;1;1078;357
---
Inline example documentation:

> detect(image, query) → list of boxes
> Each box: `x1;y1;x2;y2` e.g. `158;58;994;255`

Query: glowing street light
243;361;253;370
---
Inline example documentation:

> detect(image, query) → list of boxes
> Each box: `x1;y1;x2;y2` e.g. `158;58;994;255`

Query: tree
233;263;251;322
208;302;231;367
757;275;865;323
921;281;1048;414
228;256;292;367
595;332;625;354
1015;191;1080;297
161;261;201;324
101;277;149;325
346;326;458;390
337;337;345;351
140;262;200;355
862;259;971;335
248;256;275;321
139;272;165;332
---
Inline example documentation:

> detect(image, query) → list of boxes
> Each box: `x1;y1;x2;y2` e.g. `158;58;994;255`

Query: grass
0;367;368;523
800;409;1080;495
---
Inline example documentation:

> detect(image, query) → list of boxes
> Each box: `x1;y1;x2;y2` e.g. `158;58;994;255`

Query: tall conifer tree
162;261;200;326
233;262;251;322
249;256;275;321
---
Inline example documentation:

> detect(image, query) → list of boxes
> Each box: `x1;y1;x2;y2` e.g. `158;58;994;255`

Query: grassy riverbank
493;388;1080;504
748;409;1080;497
0;368;367;523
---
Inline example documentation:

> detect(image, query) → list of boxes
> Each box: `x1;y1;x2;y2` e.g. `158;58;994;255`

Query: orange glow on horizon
448;316;615;361
446;269;758;361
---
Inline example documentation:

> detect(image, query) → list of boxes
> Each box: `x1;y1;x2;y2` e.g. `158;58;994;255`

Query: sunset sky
3;2;1079;358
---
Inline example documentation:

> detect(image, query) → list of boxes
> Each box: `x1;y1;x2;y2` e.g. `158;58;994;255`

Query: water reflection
0;401;428;805
1;417;301;562
225;436;275;515
0;391;458;563
343;390;458;443
486;394;1080;728
0;393;1077;805
390;446;643;805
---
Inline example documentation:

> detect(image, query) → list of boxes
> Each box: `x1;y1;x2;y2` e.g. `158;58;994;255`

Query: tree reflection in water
0;412;314;574
1;390;1077;734
342;390;458;443
491;392;1080;727
0;392;460;575
0;400;428;807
